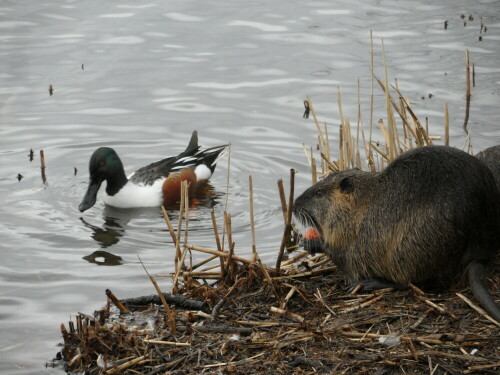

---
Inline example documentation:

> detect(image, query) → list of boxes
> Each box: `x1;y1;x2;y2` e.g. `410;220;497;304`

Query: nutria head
293;168;377;241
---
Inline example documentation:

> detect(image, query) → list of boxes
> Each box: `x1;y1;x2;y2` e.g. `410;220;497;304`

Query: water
1;0;499;373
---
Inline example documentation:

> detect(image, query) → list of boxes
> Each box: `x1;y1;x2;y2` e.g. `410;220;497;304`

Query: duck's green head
78;147;125;212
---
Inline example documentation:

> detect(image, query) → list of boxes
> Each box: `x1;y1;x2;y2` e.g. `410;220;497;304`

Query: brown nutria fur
476;145;500;191
294;146;500;321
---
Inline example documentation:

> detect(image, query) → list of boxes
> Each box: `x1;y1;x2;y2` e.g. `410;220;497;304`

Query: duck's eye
99;161;106;167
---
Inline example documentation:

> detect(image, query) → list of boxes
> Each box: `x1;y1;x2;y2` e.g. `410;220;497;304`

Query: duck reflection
80;208;127;248
82;250;123;266
80;184;221;265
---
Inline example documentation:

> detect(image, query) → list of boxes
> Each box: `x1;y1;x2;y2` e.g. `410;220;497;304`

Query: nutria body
294;146;500;321
477;145;500;190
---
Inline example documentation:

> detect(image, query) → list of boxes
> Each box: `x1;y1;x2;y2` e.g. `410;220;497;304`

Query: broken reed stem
370;30;374;147
248;175;257;256
172;184;189;294
311;157;317;184
301;143;312;166
463;49;471;136
191;254;218;270
161;206;177;244
183;182;192;276
211;209;225;278
40;149;46;169
444;103;449;146
224;211;233;252
377;77;420;147
323;121;331;167
382;39;398;160
305;96;325;147
137;255;176;334
391;84;432;146
105;289;129;313
277;178;288;224
174;185;185;272
105;355;147;375
276;169;295;272
270;306;304;323
186;244;252;265
256;253;282;304
472;61;475;87
40;149;47;183
221;143;232;251
225;242;237;279
172;245;189;295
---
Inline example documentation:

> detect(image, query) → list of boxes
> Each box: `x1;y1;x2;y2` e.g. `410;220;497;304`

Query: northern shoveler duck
78;131;227;212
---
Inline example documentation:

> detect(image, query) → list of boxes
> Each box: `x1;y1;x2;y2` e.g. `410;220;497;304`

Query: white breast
103;179;164;208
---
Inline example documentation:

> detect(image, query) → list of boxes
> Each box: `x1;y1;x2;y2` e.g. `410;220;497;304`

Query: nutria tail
468;263;500;322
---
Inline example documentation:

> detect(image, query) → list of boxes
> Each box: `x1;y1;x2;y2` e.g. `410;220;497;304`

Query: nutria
476;145;500;190
294;146;500;321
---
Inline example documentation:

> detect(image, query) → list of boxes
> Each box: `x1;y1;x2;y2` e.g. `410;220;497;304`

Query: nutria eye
339;177;353;194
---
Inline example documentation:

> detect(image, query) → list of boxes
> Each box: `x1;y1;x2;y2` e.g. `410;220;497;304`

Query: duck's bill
79;179;102;212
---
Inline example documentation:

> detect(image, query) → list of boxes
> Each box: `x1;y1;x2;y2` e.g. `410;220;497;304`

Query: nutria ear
339;177;354;194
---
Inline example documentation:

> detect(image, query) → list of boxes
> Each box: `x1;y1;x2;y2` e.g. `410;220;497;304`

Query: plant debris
55;251;499;374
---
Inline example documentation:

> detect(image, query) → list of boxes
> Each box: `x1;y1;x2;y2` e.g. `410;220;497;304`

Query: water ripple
163;12;204;22
227;20;288;32
71;108;133;115
0;21;36;28
99;13;135;18
189;78;303;90
96;36;144;44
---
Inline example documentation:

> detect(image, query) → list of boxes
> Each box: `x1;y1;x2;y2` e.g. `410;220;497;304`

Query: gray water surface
1;1;499;373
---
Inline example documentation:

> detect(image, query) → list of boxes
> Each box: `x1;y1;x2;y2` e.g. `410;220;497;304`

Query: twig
270;307;305;323
143;340;190;346
465;362;500;373
105;355;148;374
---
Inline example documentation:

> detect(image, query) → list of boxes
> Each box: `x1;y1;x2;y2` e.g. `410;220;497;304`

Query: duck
78;131;227;212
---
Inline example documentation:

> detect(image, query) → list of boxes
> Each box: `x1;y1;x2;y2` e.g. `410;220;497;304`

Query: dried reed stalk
277;178;288;224
463;49;471;135
211;209;225;278
311;157;317;184
104;289;129;313
248;175;257;256
172;183;189;294
161;206;177;244
444;103;449;146
305;96;325;147
276;169;295;272
40;149;47;183
185;244;252;265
